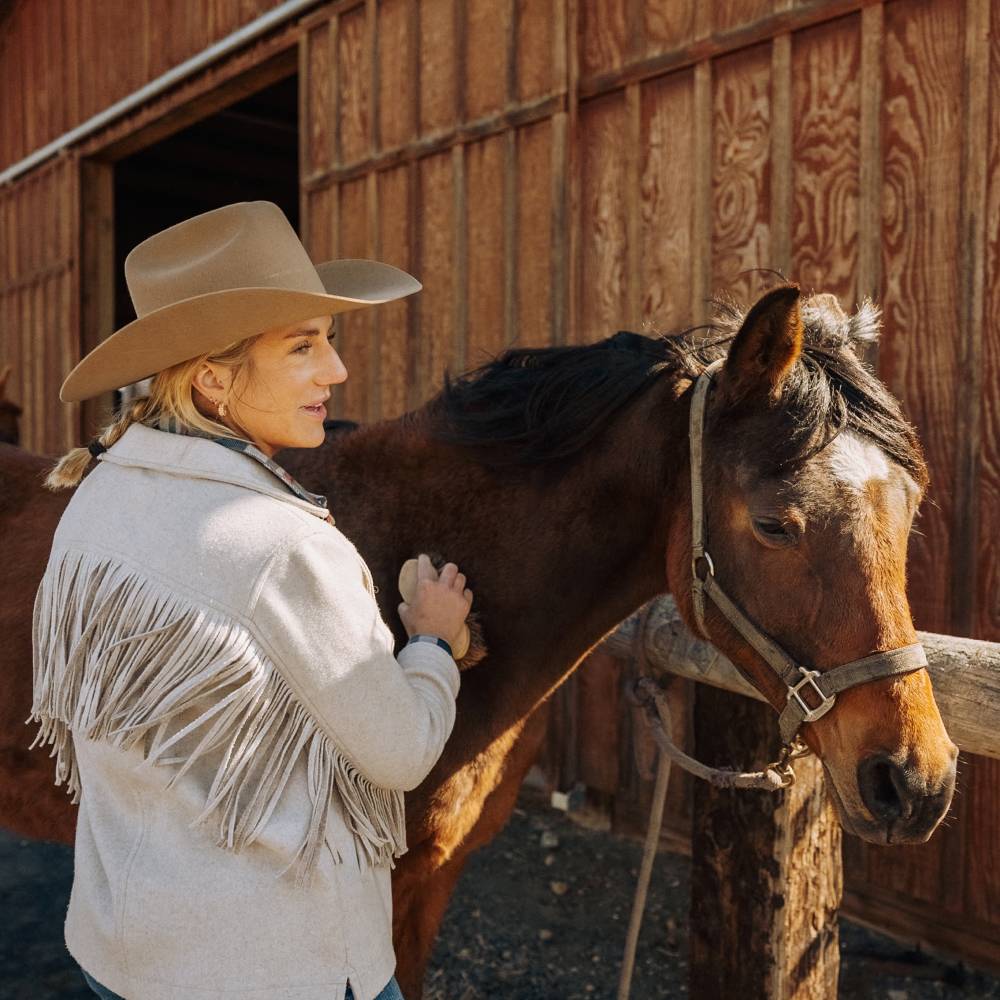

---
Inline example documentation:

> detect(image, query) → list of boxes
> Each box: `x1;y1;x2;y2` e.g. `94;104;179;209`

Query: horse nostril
858;755;910;824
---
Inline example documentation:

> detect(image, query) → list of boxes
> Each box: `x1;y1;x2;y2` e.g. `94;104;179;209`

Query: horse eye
752;517;797;547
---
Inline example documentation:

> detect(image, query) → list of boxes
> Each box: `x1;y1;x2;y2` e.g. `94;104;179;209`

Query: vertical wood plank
579;92;628;346
339;5;370;167
303;20;336;179
640;69;696;335
516;0;554;102
712;44;772;304
692;60;713;326
419;0;456;135
857;3;884;307
862;0;966;914
338;178;374;423
770;33;792;278
644;0;699;57
791;13;861;304
416;152;456;400
377;0;416;150
516;119;553;346
466;0;511;120
578;0;627;80
375;165;413;420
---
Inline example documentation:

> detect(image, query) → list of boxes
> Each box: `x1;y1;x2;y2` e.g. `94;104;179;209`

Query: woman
31;201;472;1000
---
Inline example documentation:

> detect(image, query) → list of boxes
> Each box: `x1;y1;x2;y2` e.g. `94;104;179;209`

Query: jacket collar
98;423;331;520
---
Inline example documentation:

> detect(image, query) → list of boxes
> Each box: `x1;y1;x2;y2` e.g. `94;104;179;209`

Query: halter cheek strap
687;359;928;746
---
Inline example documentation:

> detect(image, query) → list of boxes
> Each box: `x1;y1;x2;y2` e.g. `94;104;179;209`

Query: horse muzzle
852;750;957;844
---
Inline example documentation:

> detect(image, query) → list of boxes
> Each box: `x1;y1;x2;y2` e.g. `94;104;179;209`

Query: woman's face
193;314;348;457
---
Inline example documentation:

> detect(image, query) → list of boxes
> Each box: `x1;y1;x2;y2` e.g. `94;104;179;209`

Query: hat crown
125;201;325;317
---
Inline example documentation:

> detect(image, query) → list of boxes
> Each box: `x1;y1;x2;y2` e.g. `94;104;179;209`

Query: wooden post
689;687;841;999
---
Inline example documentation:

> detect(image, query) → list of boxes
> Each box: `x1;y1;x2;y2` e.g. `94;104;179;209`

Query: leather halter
688;358;928;745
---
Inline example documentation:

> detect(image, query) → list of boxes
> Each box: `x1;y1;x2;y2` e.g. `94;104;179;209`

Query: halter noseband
688;358;928;745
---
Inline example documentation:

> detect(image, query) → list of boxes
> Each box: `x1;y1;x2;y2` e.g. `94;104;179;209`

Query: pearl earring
217;400;228;418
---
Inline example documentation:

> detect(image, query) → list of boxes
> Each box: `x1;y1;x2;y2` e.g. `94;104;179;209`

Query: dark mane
429;297;927;487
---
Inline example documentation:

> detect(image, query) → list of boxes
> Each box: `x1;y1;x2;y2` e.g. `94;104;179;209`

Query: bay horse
0;285;956;997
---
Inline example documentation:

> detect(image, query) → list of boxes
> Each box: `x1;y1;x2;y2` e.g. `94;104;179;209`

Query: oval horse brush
397;558;471;660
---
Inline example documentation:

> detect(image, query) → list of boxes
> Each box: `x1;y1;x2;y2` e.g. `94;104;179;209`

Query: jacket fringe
30;546;407;882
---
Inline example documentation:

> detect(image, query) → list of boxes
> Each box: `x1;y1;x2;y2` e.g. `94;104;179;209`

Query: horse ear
718;284;803;406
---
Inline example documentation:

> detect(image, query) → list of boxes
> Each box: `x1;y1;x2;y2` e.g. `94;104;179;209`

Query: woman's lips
300;403;326;418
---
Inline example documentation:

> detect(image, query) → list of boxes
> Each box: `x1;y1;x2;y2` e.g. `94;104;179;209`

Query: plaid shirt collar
148;414;332;517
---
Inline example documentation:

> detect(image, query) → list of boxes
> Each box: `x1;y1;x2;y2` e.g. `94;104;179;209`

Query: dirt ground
2;787;998;999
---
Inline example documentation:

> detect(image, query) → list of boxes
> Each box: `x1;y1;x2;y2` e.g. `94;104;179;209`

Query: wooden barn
2;0;998;991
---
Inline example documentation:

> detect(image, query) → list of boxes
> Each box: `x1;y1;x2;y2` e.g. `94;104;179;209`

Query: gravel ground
2;788;998;999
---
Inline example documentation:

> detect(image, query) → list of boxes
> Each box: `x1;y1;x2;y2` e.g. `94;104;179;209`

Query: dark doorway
112;72;299;337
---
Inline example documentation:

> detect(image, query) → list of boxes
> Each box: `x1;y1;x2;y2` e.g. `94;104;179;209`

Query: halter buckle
692;550;715;581
788;668;836;723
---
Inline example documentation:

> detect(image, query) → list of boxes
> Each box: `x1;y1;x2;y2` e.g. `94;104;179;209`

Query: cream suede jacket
30;422;460;1000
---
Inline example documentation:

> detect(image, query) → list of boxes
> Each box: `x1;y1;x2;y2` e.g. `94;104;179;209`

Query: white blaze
827;431;891;492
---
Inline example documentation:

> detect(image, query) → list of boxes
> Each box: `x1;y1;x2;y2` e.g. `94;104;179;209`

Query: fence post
688;686;842;999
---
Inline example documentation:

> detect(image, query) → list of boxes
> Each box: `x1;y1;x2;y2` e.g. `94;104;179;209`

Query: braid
43;397;159;491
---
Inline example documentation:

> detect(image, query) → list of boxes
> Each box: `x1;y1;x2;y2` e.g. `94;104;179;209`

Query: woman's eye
327;331;337;344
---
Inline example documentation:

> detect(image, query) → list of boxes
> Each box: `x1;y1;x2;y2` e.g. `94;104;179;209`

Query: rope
615;611;806;1000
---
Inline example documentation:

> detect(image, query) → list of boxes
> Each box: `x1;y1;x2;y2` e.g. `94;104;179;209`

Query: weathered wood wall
1;0;996;970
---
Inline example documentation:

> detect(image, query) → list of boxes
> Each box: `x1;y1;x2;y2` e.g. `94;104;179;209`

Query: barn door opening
79;67;298;437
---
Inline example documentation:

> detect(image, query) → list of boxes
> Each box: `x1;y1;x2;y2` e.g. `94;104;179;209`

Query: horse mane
428;295;928;488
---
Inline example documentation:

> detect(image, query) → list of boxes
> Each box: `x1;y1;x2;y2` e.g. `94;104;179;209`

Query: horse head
666;284;956;845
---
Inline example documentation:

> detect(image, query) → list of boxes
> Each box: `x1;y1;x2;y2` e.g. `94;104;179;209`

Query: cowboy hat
60;200;421;402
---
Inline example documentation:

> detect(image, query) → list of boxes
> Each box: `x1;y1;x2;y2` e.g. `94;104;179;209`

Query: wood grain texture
375;165;413;420
864;0;965;913
578;92;628;345
643;0;699;57
578;0;628;79
712;0;776;36
791;12;860;303
304;21;335;177
515;0;554;102
465;136;507;367
338;5;371;165
376;0;415;150
964;0;998;929
711;44;772;303
515;119;552;348
1;0;283;168
0;156;77;454
418;0;456;135
415;152;456;399
639;69;695;334
466;0;511;120
575;649;621;794
337;178;374;423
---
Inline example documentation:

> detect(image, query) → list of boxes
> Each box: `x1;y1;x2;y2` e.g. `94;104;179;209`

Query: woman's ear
191;362;229;403
717;284;803;407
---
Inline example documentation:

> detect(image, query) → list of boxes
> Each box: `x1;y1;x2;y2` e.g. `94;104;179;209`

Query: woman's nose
325;349;348;384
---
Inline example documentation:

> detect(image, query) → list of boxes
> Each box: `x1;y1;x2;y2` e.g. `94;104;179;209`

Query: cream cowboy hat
60;200;421;402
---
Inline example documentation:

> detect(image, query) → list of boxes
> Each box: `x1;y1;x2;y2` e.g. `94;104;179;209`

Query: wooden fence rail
600;597;1000;999
602;596;1000;759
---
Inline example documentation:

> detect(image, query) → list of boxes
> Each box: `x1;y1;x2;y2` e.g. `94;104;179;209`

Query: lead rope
615;607;806;1000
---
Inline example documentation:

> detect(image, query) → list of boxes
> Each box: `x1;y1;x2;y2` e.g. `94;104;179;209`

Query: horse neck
325;376;689;741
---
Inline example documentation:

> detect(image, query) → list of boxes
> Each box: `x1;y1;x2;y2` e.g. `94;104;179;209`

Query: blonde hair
45;334;263;491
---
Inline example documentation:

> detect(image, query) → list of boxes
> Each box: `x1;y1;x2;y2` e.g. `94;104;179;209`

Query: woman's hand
398;553;473;644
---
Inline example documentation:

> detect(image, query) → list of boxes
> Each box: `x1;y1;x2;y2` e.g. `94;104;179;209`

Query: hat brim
60;259;421;403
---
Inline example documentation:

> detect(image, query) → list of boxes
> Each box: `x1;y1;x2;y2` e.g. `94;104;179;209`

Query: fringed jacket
30;422;460;1000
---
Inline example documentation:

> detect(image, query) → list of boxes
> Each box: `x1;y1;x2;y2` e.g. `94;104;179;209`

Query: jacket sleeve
248;527;460;791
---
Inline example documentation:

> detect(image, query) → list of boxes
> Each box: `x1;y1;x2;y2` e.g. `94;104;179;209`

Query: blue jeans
82;968;405;999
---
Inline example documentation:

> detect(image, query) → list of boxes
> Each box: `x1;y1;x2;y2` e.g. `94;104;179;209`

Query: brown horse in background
0;286;957;997
0;364;22;445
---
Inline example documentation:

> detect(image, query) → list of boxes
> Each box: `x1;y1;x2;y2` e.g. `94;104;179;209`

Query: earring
217;400;228;418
